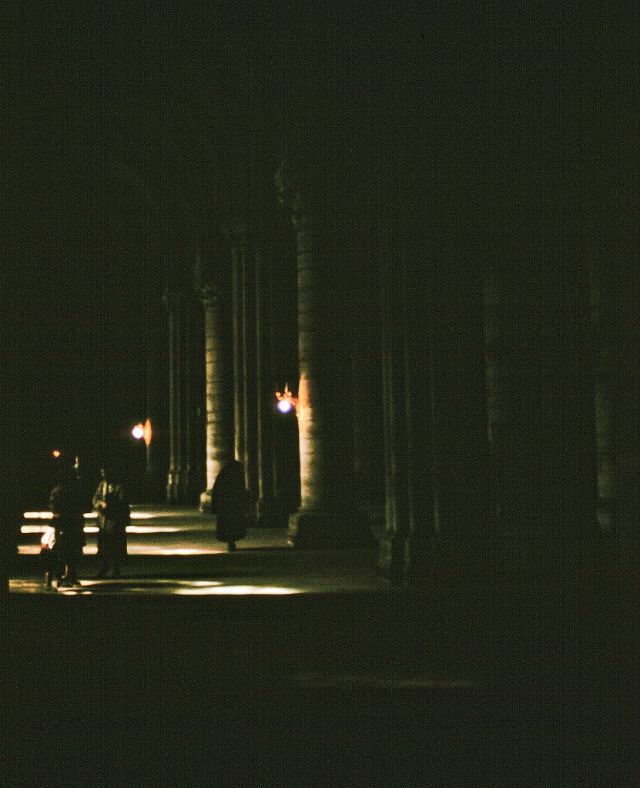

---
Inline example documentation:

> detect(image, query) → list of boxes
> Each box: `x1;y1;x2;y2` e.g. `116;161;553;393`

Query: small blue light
277;399;293;414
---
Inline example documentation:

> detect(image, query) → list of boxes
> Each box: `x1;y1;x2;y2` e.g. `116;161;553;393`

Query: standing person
210;460;249;552
49;465;86;587
92;464;130;578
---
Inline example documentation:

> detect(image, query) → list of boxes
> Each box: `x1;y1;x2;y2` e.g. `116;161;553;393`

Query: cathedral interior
2;2;637;587
1;3;639;784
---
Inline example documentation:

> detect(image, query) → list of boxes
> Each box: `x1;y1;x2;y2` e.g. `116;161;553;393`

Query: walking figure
92;464;130;578
210;460;250;552
48;465;86;587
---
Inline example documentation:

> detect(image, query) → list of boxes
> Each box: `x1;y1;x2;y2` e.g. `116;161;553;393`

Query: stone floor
2;506;638;785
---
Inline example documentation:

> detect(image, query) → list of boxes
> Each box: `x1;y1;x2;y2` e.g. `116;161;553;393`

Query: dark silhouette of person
48;465;86;587
210;460;249;552
92;464;130;578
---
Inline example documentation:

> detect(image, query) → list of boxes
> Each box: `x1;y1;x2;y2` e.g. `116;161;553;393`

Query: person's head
224;459;244;482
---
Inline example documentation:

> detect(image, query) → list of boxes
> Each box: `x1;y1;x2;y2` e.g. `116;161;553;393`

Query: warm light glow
174;585;299;595
51;449;62;458
131;423;144;440
23;512;98;522
143;418;152;447
40;527;55;549
275;384;298;413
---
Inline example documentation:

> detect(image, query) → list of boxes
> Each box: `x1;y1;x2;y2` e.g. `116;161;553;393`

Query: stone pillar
483;244;599;582
255;243;277;525
240;233;259;504
349;201;385;527
164;289;180;502
276;166;370;547
143;296;165;502
591;253;640;584
230;234;246;472
377;193;414;583
199;284;234;502
163;288;193;504
268;208;300;526
428;238;491;585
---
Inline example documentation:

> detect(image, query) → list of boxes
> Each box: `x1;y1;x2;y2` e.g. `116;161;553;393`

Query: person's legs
60;561;79;586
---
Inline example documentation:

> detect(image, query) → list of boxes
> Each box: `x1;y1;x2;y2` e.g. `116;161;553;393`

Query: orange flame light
132;419;153;447
275;384;298;414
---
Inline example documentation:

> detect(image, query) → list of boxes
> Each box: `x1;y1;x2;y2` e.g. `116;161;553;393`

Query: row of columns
159;162;638;589
193;221;299;526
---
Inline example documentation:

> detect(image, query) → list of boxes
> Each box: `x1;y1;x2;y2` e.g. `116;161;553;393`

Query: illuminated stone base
199;488;213;513
288;509;374;549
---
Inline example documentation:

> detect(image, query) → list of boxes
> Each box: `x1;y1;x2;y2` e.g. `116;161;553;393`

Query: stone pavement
2;506;638;785
13;504;390;596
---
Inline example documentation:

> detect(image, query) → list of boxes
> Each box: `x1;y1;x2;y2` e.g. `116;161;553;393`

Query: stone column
377;193;414;583
428;238;491;584
377;176;436;585
483;241;599;581
143;296;165;502
163;288;193;503
255;243;277;525
164;289;181;503
591;253;640;584
198;284;234;503
276;166;369;547
230;233;246;471
349;199;385;526
240;233;259;503
181;299;192;500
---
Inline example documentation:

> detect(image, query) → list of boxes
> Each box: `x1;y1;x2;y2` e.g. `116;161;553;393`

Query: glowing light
174;585;299;595
23;511;98;524
275;384;298;414
51;449;62;458
40;526;55;549
143;418;152;447
131;423;144;440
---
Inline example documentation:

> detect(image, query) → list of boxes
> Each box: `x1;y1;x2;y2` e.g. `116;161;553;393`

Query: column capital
162;287;187;312
197;283;223;308
275;162;329;228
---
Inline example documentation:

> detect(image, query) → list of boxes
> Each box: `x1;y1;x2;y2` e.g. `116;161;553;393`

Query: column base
199;488;213;513
288;508;375;549
377;534;410;586
166;470;179;504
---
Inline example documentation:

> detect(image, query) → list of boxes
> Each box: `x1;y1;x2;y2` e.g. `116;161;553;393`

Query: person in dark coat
92;464;130;578
48;466;86;587
210;460;249;552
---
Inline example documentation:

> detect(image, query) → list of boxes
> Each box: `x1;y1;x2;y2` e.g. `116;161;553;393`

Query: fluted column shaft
240;235;259;501
163;289;193;503
200;287;234;492
254;243;277;524
278;169;369;547
377;193;414;583
231;237;246;471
